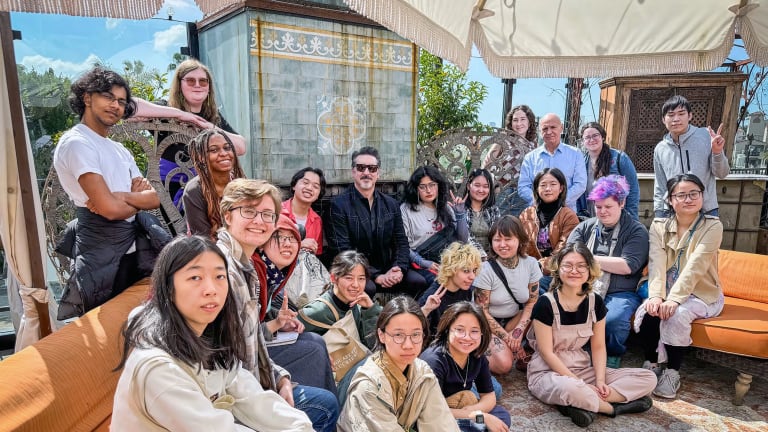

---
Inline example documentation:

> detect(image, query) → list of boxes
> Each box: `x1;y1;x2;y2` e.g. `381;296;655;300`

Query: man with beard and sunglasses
326;147;428;298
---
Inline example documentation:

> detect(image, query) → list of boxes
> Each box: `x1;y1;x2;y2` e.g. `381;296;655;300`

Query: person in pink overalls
526;242;657;428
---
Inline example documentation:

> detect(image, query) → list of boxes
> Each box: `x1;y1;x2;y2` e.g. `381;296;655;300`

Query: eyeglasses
207;144;233;155
229;206;277;223
582;133;602;142
273;234;299;245
670;190;702;201
182;77;210;87
97;91;127;108
383;331;423;345
451;327;482;340
560;263;590;274
354;164;379;173
417;182;438;191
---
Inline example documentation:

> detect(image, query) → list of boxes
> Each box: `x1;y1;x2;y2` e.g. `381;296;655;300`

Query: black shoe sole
612;396;653;416
556;405;596;428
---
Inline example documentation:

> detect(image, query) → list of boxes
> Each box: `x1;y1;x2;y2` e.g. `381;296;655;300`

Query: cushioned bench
0;281;150;432
690;249;768;405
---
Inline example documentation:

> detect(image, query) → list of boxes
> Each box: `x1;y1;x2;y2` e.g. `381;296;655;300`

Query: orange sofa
0;281;150;432
690;249;768;405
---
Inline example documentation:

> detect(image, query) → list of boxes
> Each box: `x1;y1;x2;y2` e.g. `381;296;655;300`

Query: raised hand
448;190;468;213
421;284;447;315
708;123;725;155
350;293;374;309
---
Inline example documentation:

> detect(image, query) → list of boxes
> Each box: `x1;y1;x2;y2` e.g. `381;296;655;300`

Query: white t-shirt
474;256;542;318
53;123;140;210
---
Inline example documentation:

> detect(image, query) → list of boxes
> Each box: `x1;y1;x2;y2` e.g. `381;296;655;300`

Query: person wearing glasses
527;243;656;428
338;296;459;432
577;122;639;220
464;168;501;259
421;302;511;432
635;174;723;399
137;59;246;213
216;179;339;432
252;214;337;394
568;175;649;370
518;113;587;213
401;166;468;286
53;67;168;318
326;146;425;297
653;95;730;217
183;129;246;238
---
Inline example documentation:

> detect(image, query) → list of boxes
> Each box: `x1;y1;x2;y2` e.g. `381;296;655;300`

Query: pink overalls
527;292;657;412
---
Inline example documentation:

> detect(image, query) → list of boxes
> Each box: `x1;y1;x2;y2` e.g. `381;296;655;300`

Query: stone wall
200;8;417;185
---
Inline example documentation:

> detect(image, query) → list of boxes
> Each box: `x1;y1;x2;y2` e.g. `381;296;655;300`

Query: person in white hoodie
112;235;313;432
653;95;730;217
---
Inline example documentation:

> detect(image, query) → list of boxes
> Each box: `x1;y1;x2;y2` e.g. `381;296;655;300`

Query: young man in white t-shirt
53;67;161;316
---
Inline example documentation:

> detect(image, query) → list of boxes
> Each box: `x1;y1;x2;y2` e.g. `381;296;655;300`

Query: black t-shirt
531;291;607;326
417;281;473;334
420;345;493;396
160;113;236;162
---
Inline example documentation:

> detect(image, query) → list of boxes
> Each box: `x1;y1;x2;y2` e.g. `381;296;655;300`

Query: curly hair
169;59;220;126
68;67;136;119
188;129;246;238
403;165;453;227
588;174;629;204
505;105;538;143
548;242;601;296
436;242;482;287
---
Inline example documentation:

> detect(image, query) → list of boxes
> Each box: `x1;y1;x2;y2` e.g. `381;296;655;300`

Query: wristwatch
473;410;484;424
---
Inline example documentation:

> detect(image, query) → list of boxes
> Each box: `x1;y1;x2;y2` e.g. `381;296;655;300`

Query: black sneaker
610;396;653;417
556;405;596;428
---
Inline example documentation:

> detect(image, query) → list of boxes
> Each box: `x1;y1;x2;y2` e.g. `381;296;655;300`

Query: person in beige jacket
338;296;460;432
635;173;724;400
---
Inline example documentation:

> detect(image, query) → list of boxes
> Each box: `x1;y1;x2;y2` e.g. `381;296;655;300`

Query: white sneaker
653;369;681;399
642;360;663;377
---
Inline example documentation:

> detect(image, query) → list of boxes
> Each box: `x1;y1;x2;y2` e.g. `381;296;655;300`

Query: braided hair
188;129;245;238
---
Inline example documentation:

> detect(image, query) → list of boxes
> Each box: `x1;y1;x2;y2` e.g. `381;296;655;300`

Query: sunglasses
354;164;379;173
182;77;210;87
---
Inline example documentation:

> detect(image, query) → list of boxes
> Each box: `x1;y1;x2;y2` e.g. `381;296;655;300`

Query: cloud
105;18;120;30
153;24;187;53
20;54;102;77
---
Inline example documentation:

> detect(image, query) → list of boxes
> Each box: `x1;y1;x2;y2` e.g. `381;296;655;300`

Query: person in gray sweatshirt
653;95;730;217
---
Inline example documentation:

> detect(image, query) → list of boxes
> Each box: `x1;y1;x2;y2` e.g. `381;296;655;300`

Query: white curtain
0;38;52;351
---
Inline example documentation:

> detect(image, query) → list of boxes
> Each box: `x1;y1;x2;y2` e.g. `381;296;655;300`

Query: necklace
451;354;470;388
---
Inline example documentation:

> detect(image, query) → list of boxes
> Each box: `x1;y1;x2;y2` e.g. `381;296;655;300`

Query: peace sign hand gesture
708;123;725;155
448;190;468;214
421;284;447;316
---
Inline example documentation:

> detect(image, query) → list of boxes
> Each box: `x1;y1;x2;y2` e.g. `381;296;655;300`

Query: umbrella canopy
344;0;768;77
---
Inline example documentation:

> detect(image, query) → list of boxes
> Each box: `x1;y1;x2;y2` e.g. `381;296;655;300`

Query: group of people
52;62;729;431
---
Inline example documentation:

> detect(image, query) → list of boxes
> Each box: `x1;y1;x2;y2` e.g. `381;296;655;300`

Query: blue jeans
293;385;339;432
471;375;502;400
604;291;642;356
538;275;552;295
456;404;511;430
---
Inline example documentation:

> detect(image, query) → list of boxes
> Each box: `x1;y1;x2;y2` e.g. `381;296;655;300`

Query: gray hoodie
653;125;730;215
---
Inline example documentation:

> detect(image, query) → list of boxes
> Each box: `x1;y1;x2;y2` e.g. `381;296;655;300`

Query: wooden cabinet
598;73;746;173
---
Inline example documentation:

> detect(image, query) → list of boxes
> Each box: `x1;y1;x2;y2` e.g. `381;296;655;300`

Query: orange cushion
0;281;150;432
691;296;768;359
718;249;768;303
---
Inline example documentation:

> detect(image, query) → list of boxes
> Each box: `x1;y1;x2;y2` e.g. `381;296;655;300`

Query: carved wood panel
626;87;726;172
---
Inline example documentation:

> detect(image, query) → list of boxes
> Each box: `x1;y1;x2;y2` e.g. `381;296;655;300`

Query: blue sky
12;0;750;128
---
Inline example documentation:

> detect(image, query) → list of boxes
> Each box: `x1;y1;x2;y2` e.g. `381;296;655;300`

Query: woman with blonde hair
418;242;482;335
527;243;656;428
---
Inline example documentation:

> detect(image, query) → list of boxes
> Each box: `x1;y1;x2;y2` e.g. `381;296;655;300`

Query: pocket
576;328;594;338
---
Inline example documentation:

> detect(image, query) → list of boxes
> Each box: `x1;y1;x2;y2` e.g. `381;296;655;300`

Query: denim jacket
326;185;410;278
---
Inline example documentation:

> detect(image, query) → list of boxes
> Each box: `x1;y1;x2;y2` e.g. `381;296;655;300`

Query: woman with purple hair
567;175;649;369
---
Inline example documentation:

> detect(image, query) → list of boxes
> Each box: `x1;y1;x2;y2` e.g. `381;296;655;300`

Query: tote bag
299;298;370;381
